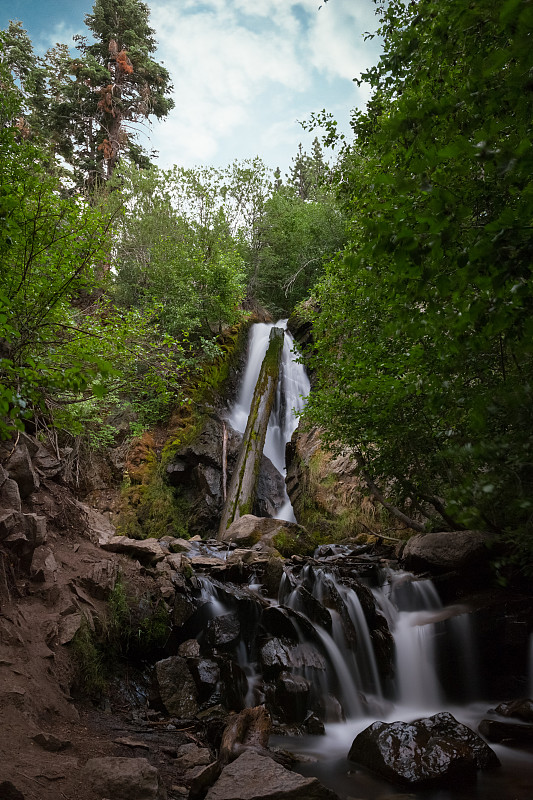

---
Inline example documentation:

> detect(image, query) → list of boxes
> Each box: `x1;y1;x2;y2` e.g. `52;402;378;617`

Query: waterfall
227;320;310;522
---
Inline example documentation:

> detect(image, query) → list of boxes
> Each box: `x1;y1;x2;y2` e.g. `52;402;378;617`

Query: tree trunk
218;327;284;538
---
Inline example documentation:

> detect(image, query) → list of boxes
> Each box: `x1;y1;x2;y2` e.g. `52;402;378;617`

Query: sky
2;0;382;174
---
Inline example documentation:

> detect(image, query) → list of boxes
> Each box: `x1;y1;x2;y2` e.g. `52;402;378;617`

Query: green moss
117;470;191;540
272;527;318;557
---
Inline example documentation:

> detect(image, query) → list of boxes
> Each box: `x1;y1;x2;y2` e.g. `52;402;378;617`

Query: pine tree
81;0;174;181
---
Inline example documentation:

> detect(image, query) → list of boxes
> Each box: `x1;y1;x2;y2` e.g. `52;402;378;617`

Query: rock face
81;757;167;800
348;712;500;788
165;415;285;535
285;427;378;539
401;530;491;576
205;750;339;800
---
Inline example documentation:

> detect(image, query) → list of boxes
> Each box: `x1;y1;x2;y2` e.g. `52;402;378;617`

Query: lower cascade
153;320;532;799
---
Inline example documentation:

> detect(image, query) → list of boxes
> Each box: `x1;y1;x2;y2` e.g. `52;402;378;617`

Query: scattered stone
0;465;22;511
348;712;500;788
5;443;40;498
81;756;167;800
178;638;201;658
115;736;150;750
101;536;166;564
205;750;339;799
32;731;71;751
58;612;83;645
80;559;119;599
187;761;222;800
175;743;212;770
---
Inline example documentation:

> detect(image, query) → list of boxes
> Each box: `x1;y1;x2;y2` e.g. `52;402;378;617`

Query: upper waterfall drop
226;320;310;522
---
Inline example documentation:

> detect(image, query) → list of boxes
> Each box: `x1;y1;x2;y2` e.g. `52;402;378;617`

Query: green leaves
305;0;533;567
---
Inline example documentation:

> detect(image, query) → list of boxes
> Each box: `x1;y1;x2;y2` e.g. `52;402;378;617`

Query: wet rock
348;712;500;788
274;672;310;723
260;556;285;599
155;656;199;718
81;756;167;800
478;717;533;744
101;536;166;564
219;706;272;764
207;613;240;648
261;606;300;642
188;658;220;703
218;658;248;711
260;638;326;675
255;458;286;518
291;585;332;631
492;698;533;722
401;531;491;577
205;750;339;800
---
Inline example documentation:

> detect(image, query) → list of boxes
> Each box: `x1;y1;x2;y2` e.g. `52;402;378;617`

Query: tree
306;0;533;574
113;162;247;343
82;0;174;180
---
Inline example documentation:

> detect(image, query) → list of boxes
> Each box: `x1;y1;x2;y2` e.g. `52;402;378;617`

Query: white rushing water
226;320;310;522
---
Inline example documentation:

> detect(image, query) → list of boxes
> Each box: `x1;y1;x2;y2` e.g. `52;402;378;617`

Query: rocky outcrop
348;712;500;788
165;416;285;535
479;698;533;745
205;750;339;800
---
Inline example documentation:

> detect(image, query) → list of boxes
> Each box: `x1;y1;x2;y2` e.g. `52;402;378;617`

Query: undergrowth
70;577;172;698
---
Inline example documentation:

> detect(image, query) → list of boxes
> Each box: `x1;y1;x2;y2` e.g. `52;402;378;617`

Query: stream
216;321;533;799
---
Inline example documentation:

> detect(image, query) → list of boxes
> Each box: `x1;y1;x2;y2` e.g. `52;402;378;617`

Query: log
218;327;284;538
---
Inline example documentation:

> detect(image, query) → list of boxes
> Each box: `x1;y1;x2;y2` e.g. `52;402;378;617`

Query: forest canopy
304;0;533;574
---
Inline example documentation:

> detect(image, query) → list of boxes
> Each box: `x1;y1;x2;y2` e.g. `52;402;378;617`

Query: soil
0;479;209;800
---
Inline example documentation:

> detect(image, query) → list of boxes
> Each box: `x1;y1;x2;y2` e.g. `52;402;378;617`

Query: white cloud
145;0;380;170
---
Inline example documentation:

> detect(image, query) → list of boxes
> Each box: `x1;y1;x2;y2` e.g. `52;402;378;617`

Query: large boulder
154;656;199;718
219;706;272;764
205;750;339;800
3;442;40;498
348;712;499;788
81;757;167;800
401;531;491;577
0;465;21;511
220;514;314;556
